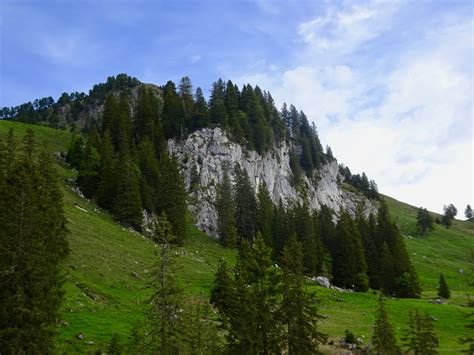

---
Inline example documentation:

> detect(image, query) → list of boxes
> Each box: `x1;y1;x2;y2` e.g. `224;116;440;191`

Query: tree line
217;167;421;298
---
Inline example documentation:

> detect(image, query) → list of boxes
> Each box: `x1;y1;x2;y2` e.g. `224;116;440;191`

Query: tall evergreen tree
256;181;274;247
371;294;400;354
178;76;194;129
137;138;160;213
96;130;118;210
209;79;227;127
192;87;210;130
437;274;450;299
0;131;69;353
156;153;187;244
146;215;183;354
333;211;369;291
281;235;326;354
216;170;237;247
162;81;185;140
441;204;457;228
234;164;257;243
402;310;439;354
77;138;100;198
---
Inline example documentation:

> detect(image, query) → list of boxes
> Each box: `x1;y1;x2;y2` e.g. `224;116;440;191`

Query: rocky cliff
169;128;377;237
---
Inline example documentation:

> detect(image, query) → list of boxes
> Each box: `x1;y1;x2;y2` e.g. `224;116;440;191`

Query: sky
1;0;473;217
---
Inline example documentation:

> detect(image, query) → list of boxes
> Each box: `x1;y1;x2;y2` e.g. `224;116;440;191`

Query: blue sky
1;0;472;216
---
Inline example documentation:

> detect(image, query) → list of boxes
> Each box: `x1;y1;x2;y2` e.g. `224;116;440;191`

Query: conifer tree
178;76;194;128
146;215;183;354
437;274;450;299
113;153;143;229
333;211;369;291
162;81;185;140
209;79;228;127
416;207;434;236
101;94;120;136
96;130;118;210
0;131;69;353
156;153;187;244
216;170;237;247
465;204;473;219
281;235;326;354
371;294;400;354
402;310;439;354
234;164;257;242
77;138;100;198
256;181;274;247
134;87;160;143
137;138;160;213
192;87;210;130
271;200;290;259
66;135;83;168
441;204;457;228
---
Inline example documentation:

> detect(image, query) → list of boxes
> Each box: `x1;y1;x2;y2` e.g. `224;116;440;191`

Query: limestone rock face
168;128;377;237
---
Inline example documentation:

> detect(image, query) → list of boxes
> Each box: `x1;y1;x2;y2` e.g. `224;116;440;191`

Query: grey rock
314;276;331;288
169;128;377;237
76;332;85;340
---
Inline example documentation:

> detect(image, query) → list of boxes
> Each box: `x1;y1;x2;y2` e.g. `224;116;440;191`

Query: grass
1;121;472;353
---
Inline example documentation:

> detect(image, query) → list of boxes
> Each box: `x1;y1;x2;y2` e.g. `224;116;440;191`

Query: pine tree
137;138;160;213
234;164;257;243
66;135;83;168
146;215;183;354
281;235;326;354
77;138;100;198
178;76;194;129
192;87;210;131
216;170;237;247
162;81;185;140
209;79;227;127
416;207;434;236
134;87;160;143
0;131;69;353
441;204;457;228
156;153;187;244
437;274;450;299
402;310;439;354
371;294;400;354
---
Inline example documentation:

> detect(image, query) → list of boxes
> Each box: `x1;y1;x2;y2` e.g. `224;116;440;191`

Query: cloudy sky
1;0;472;216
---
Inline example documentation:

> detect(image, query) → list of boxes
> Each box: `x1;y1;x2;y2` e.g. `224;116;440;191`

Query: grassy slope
1;121;472;353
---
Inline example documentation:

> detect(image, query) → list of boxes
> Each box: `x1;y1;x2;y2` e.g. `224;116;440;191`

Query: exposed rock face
169;128;377;237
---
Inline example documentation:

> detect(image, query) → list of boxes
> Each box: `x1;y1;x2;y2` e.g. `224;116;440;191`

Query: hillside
1;120;472;353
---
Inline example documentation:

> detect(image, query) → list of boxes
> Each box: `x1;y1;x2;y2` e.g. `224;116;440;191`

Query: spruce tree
156;153;187;244
216;170;237;247
66;135;83;169
113;153;143;229
77;138;100;198
371;294;400;354
402;310;439;354
256;181;274;247
437;274;450;299
162;81;185;139
146;215;183;354
96;130;118;210
281;235;326;354
0;131;69;353
234;164;257;243
137;138;160;213
192;87;210;130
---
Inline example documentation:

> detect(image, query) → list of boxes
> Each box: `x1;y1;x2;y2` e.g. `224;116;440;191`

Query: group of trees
339;164;379;200
372;295;439;354
211;234;326;353
67;88;187;243
0;130;69;353
416;202;473;236
217;165;421;297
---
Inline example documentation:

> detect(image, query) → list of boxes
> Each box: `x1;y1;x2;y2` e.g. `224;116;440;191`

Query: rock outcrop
169;128;377;237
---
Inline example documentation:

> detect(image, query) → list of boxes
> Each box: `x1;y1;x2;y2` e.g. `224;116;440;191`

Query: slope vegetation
0;121;472;353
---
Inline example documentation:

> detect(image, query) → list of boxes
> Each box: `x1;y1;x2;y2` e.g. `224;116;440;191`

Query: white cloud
234;3;473;216
191;54;202;64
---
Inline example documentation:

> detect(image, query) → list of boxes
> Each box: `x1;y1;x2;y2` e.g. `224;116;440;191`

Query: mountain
0;120;472;353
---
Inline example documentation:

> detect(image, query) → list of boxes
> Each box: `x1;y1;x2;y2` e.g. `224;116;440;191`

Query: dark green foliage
178;76;194;129
437;274;450;299
0;130;69;353
256;181;274;247
96;130;118;210
339;164;379;199
441;204;457;228
376;200;421;298
146;215;183;354
234;164;257;243
66;135;83;168
209;79;228;127
192;87;210;131
465;204;473;219
162;81;185;140
360;213;381;290
271;200;290;260
402;310;439;354
156;153;187;244
416;207;434;236
216;171;237;247
281;235;326;353
137;138;160;212
77;138;100;198
113;153;143;229
134;86;162;150
371;294;400;354
333;211;369;291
